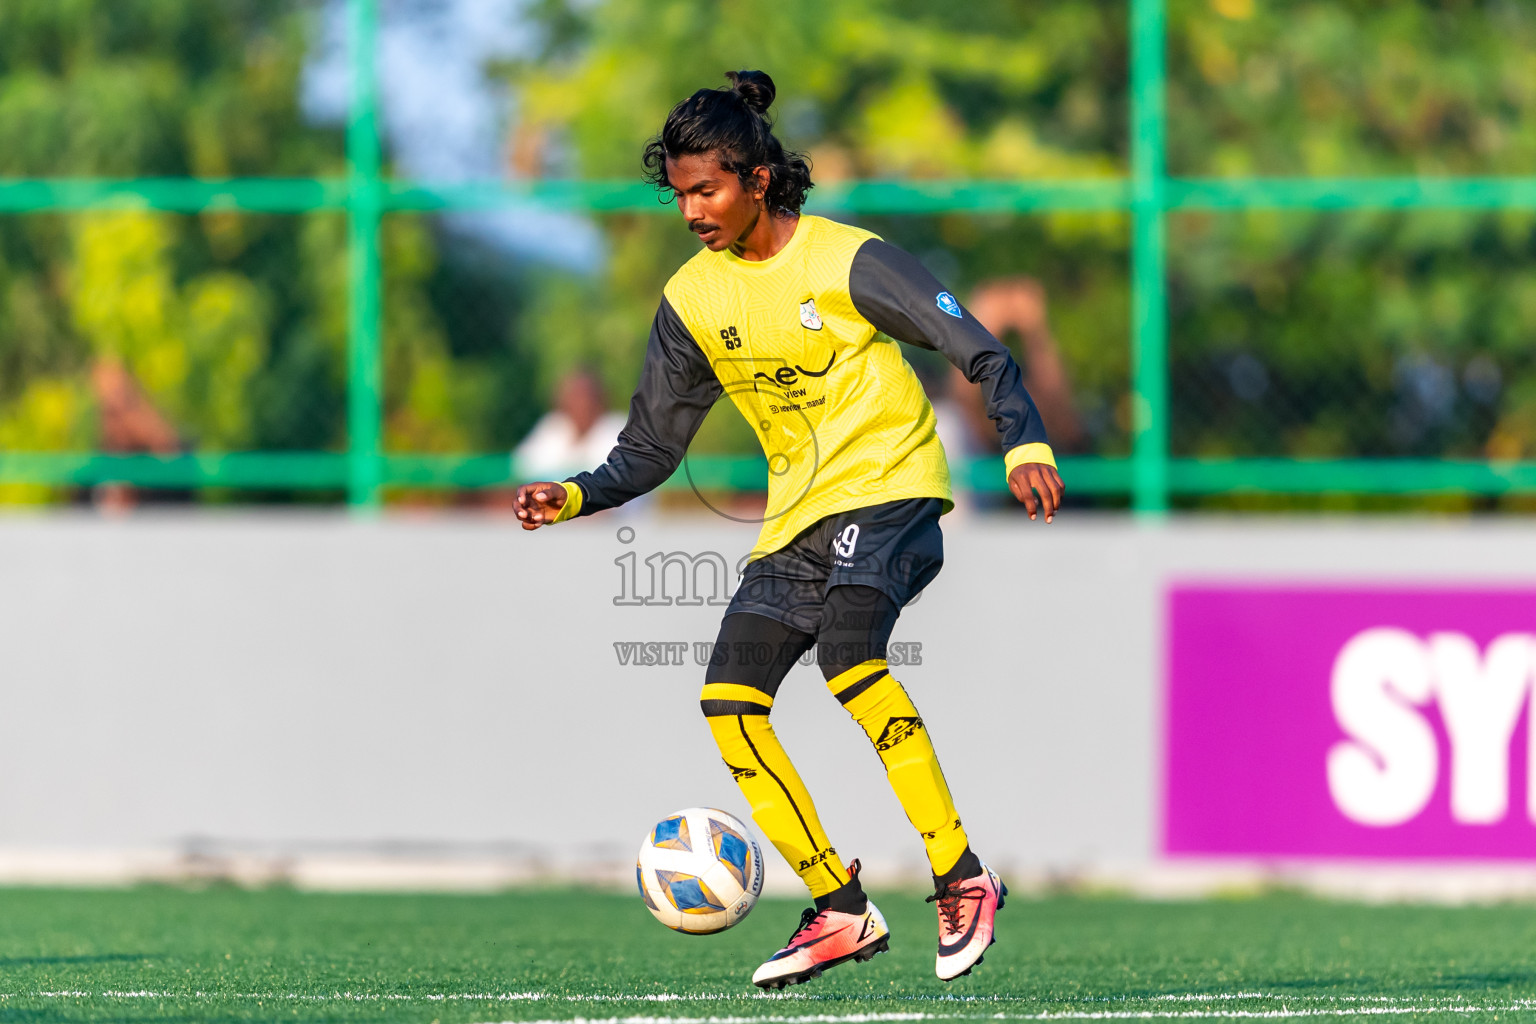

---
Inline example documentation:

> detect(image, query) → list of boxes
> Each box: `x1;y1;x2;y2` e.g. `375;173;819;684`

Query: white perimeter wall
3;510;1536;892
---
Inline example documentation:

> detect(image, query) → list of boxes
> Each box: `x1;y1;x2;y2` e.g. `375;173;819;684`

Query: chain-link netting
0;211;349;506
5;0;1536;510
1170;210;1536;463
0;1;341;179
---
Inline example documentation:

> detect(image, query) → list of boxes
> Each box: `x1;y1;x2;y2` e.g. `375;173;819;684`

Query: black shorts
726;497;945;634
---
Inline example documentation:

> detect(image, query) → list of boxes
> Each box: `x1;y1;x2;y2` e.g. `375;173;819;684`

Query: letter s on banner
1327;628;1438;827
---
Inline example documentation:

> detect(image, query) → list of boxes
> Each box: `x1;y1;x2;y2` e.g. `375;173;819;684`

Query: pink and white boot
752;864;890;990
930;861;1006;981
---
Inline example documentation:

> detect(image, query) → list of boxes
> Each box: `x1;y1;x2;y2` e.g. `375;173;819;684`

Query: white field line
1;991;1534;1017
458;1010;1536;1024
2;992;1531;1005
460;1014;1536;1024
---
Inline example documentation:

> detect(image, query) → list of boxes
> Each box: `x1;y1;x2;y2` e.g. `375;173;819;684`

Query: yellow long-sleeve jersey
555;215;1055;558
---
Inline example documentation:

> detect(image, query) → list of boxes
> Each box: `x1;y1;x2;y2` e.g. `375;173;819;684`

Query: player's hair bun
642;69;812;213
726;70;775;115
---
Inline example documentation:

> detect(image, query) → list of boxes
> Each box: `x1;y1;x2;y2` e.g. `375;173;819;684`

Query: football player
516;70;1063;988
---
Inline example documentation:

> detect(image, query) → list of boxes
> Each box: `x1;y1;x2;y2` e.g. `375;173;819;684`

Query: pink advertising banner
1165;587;1536;859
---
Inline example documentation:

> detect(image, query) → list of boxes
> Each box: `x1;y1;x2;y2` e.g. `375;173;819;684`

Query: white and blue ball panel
649;814;692;852
654;869;726;914
708;817;752;889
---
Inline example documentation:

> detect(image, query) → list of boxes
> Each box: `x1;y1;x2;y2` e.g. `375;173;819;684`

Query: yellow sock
700;682;848;898
826;660;970;875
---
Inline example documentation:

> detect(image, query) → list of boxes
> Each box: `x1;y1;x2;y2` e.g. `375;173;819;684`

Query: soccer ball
636;807;764;934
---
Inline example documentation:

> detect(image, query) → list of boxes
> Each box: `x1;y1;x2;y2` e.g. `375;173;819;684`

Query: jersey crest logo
936;291;963;318
798;298;823;330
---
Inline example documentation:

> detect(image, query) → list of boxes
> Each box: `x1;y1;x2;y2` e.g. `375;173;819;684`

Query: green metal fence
3;0;1535;513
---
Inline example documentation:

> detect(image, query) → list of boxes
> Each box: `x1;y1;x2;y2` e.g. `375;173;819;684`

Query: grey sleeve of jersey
848;238;1049;451
565;297;722;516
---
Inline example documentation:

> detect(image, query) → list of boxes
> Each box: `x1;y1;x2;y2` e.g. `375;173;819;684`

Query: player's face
666;152;764;252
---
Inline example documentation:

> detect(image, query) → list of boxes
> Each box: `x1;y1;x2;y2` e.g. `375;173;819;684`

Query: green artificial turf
1;885;1535;1022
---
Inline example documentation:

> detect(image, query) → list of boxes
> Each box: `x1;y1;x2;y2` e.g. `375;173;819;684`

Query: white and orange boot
751;862;889;989
930;861;1006;981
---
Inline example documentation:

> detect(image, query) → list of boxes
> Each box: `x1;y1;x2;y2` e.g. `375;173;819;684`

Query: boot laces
788;858;864;945
927;881;983;936
787;907;822;945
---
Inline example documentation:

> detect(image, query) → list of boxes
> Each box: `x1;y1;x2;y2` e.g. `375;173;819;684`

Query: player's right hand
514;481;567;531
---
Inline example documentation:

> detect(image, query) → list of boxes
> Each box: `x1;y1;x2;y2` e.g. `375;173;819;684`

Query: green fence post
346;0;383;510
1130;0;1170;514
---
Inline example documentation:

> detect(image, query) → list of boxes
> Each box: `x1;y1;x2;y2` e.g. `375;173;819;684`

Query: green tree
0;1;349;490
0;0;535;504
1162;0;1536;509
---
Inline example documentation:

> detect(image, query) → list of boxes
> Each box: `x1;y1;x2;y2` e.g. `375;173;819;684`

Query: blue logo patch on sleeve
936;291;963;318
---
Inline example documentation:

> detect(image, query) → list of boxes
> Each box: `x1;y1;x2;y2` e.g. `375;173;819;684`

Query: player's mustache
690;222;718;234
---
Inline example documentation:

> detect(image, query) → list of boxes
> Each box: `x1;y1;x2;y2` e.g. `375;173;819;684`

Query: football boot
751;862;889;989
930;860;1006;981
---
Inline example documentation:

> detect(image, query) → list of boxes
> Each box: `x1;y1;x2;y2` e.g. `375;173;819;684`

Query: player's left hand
1007;462;1065;523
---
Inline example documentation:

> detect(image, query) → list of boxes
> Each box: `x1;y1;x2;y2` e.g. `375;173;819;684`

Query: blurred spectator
933;278;1085;512
90;359;183;513
513;367;627;480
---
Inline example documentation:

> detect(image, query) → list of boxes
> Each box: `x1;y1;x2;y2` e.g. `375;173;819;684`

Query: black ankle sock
933;846;983;889
814;876;868;915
